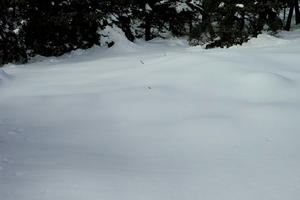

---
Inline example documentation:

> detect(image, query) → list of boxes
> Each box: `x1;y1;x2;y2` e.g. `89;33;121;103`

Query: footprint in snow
1;157;11;164
8;128;24;135
15;171;25;176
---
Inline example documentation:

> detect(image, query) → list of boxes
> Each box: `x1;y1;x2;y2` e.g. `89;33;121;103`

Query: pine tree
0;0;27;66
103;0;137;42
22;0;103;57
190;0;284;48
156;0;195;36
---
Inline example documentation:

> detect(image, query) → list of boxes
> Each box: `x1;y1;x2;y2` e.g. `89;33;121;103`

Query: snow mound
242;33;288;48
100;25;137;53
0;69;12;83
277;29;300;40
243;72;293;86
237;72;295;102
1;29;300;200
28;26;137;65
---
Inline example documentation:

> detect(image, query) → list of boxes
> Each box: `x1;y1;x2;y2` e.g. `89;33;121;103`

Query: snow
1;30;300;200
218;2;225;8
145;3;152;12
0;69;12;84
236;4;244;8
171;2;192;13
100;26;139;52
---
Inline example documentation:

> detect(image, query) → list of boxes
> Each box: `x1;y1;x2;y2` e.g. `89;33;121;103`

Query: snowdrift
1;30;300;200
0;69;12;83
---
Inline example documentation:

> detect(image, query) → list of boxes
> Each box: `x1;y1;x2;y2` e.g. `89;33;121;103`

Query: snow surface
1;30;300;200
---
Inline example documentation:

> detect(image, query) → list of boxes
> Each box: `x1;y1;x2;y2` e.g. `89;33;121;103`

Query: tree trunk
295;0;300;24
118;16;135;42
285;4;294;31
189;15;193;35
145;13;151;41
240;10;245;31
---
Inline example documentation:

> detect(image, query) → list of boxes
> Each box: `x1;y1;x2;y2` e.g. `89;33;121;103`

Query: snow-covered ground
1;30;300;200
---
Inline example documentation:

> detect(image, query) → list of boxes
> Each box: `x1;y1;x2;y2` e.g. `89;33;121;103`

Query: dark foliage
22;0;103;57
1;0;299;66
0;0;27;65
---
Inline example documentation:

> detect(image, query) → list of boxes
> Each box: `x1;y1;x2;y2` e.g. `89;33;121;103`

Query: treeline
1;0;300;66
